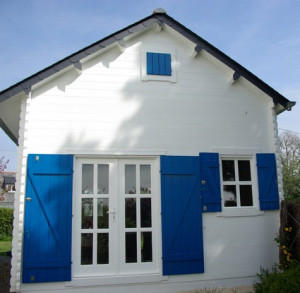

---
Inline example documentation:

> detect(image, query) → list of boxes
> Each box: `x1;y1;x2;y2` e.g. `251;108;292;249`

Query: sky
0;0;300;171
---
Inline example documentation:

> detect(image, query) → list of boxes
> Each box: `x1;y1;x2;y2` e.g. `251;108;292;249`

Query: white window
73;158;160;277
221;157;256;208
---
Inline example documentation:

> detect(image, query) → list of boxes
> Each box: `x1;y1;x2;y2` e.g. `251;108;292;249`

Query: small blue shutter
256;153;279;210
23;154;73;283
199;153;222;212
147;52;171;76
161;155;204;275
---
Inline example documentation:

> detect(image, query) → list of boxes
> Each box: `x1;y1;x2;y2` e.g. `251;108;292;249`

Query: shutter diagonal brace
165;174;200;258
27;170;68;259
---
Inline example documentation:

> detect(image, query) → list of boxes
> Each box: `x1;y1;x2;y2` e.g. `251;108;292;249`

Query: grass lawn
0;239;12;255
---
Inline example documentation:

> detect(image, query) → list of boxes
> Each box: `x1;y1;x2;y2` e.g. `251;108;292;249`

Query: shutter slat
146;52;153;74
165;54;171;76
153;53;159;74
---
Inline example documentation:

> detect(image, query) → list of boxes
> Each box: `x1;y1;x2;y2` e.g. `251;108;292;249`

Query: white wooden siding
27;29;273;155
13;26;279;292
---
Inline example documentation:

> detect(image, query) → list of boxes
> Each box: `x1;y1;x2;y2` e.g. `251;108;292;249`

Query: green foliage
0;207;14;240
280;132;300;200
254;263;300;293
274;226;296;270
0;240;12;254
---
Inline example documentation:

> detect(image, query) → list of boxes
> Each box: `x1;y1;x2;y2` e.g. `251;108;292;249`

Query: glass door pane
82;164;94;194
97;198;109;228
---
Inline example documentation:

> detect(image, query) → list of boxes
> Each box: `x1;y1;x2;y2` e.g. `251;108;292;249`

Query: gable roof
0;9;295;112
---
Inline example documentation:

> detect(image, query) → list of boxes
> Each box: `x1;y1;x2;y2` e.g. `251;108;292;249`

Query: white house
0;8;296;293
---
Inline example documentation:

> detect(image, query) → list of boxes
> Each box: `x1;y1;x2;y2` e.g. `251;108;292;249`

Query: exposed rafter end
73;61;82;75
23;87;31;96
192;44;203;58
0;118;18;145
231;71;241;84
155;20;164;32
117;39;126;52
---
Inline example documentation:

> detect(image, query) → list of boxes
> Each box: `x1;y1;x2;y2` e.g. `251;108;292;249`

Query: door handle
26;197;32;202
107;207;116;222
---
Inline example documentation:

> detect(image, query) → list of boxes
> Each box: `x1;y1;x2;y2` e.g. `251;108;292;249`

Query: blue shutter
199;153;222;212
23;154;73;283
161;155;204;275
256;153;279;210
147;52;171;76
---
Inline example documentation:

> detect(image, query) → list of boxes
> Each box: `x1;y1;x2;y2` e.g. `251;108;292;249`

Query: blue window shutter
199;153;222;212
23;154;73;283
256;153;279;210
147;52;171;76
161;155;204;275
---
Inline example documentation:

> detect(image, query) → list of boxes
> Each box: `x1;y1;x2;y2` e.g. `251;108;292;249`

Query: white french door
73;158;159;277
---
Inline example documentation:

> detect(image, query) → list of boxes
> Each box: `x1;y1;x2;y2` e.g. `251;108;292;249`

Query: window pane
223;185;237;207
126;232;137;263
82;198;93;229
97;233;109;264
98;164;109;194
238;160;251;181
125;165;136;194
222;160;235;181
141;232;152;262
82;164;94;194
140;198;152;227
240;185;253;206
140;165;151;194
81;233;93;265
97;198;109;229
125;198;136;228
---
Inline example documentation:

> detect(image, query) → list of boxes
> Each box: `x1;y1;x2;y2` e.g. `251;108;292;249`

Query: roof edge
0;11;295;112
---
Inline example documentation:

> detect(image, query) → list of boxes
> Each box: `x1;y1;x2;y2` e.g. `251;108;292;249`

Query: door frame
72;156;162;278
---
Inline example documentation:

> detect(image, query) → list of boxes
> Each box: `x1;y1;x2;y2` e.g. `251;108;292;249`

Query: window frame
220;155;259;209
140;49;177;82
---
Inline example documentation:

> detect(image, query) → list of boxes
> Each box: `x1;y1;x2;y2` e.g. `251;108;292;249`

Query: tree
279;132;300;199
0;156;9;201
0;156;9;171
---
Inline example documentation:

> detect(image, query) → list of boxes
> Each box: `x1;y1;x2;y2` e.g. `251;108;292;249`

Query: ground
0;254;11;293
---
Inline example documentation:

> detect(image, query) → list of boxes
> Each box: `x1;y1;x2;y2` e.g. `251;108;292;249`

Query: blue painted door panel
23;154;73;283
161;155;204;275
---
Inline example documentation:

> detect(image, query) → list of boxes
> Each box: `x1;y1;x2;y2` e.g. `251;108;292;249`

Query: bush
0;207;13;240
255;263;300;293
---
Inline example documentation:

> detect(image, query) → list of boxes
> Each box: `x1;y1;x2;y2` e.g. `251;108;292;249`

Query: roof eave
0;11;295;112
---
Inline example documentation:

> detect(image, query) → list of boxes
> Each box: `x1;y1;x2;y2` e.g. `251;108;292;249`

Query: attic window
146;52;171;76
141;50;176;82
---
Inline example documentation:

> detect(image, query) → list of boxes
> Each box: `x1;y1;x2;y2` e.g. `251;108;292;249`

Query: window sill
217;208;264;217
67;274;166;287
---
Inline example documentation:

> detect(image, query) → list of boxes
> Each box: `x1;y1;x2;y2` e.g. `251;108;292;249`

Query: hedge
0;207;14;240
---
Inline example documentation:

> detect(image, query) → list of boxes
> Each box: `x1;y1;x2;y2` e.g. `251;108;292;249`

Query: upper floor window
146;52;171;76
221;158;254;207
